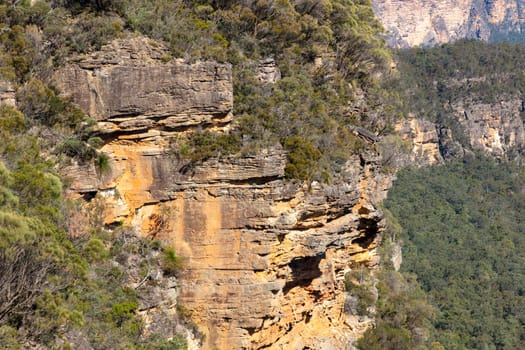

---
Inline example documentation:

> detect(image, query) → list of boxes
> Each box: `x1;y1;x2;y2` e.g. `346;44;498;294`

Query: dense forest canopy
384;156;525;350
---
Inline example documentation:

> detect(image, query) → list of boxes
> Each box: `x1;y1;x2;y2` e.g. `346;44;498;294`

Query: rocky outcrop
395;95;525;164
54;36;233;140
255;58;281;84
0;80;16;107
452;98;525;157
372;0;525;47
57;37;392;349
395;117;444;165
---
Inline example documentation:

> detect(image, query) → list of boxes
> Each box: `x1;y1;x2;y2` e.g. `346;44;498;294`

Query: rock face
451;98;525;157
54;36;233;139
56;37;391;349
372;0;525;47
396;95;525;164
0;80;16;107
255;58;281;83
163;151;390;349
395;117;444;165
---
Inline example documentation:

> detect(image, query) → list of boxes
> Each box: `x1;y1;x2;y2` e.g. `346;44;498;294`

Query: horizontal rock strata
58;37;391;349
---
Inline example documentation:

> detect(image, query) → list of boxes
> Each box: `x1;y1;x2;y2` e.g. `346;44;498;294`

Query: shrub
156;335;188;350
87;136;104;149
162;247;184;276
185;131;241;162
84;238;108;262
0;325;21;350
17;79;86;128
0;106;26;133
357;323;413;350
11;163;63;220
56;137;97;162
97;153;110;173
283;136;321;181
110;300;138;326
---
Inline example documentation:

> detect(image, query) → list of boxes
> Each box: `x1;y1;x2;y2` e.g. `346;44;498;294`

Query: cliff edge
55;37;392;350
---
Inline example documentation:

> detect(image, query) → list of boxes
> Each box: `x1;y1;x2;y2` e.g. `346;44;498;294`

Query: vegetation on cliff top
391;39;525;150
1;0;399;181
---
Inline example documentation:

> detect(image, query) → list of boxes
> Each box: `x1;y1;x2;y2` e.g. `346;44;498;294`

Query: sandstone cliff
0;80;16;107
373;0;525;47
450;97;525;157
55;37;392;349
393;94;525;165
395;90;525;166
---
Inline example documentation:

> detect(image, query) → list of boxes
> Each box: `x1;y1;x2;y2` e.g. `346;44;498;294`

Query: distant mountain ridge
372;0;525;47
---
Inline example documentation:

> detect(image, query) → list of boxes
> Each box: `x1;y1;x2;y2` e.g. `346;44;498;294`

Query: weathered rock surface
75;138;390;350
452;98;525;157
373;0;525;47
255;58;281;83
59;37;392;349
395;117;444;165
394;93;525;164
0;80;16;107
54;36;233;139
170;152;391;350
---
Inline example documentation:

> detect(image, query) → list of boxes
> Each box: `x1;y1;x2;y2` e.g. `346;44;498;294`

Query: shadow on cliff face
282;254;325;295
354;218;379;249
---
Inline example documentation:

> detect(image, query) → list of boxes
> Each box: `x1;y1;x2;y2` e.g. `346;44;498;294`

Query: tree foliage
391;40;525;148
385;156;525;349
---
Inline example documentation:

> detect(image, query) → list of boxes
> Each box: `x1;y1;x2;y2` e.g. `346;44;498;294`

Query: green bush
0;106;26;133
87;136;104;149
0;211;34;247
110;300;139;326
162;247;184;276
358;323;412;350
11;163;62;219
84;238;108;262
184;131;241;162
17;79;86;128
284;136;321;181
57;137;97;162
0;325;21;350
97;153;111;173
145;333;188;350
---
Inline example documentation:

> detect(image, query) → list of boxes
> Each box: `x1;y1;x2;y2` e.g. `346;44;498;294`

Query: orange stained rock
100;140;158;225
